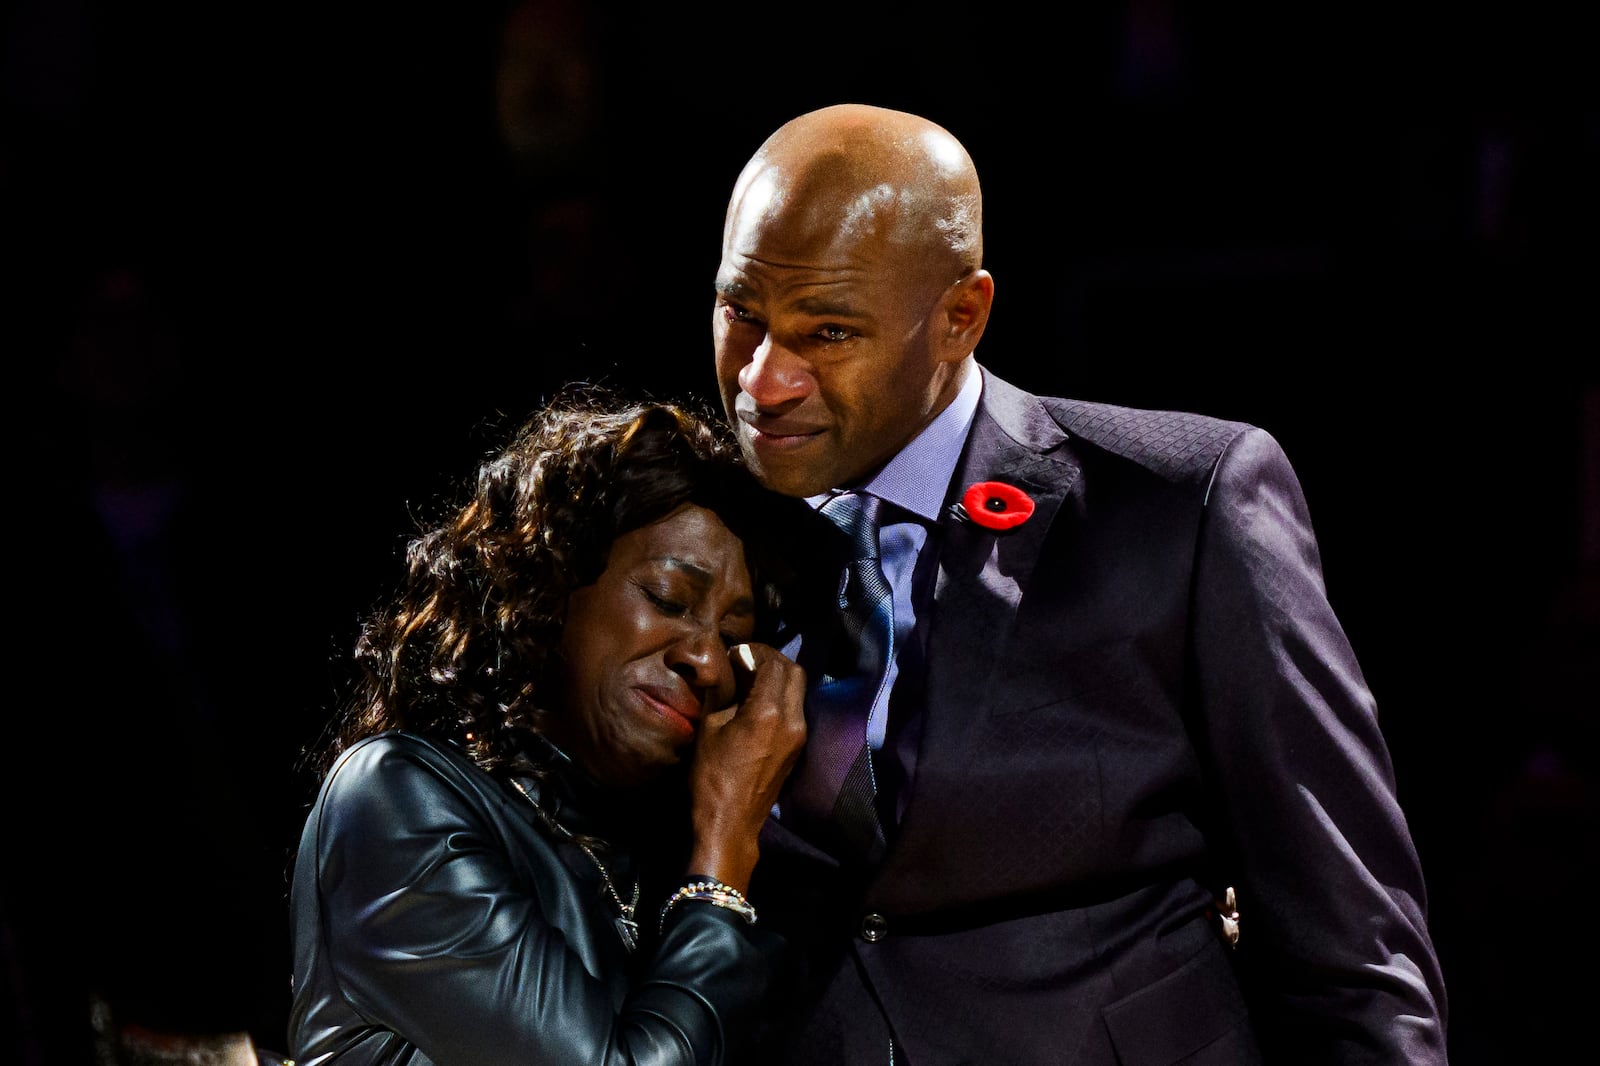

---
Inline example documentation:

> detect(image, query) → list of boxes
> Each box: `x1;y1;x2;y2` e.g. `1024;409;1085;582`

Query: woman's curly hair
310;388;804;780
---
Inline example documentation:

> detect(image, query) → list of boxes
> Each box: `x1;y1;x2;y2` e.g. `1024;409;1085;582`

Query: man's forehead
716;257;875;317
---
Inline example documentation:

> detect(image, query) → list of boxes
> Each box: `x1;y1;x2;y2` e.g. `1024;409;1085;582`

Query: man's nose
737;336;813;410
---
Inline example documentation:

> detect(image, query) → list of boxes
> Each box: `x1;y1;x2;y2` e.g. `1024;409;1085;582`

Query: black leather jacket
288;732;780;1066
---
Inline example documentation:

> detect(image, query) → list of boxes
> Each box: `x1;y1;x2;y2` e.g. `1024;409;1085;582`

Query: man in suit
712;103;1447;1064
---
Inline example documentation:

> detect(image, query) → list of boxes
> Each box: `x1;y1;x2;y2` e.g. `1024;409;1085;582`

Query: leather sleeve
309;739;774;1066
1190;427;1449;1064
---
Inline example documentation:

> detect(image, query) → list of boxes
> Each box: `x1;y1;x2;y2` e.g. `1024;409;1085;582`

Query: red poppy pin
954;481;1036;531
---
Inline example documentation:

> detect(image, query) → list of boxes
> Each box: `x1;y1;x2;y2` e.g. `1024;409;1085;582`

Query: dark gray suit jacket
751;367;1447;1065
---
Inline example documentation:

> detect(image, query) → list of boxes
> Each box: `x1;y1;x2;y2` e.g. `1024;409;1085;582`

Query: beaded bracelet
658;878;758;933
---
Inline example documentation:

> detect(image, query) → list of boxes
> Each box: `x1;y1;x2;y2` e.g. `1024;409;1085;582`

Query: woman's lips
637;686;699;741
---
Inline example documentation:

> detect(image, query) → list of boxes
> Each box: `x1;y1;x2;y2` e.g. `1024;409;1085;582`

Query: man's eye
723;302;759;325
817;324;853;342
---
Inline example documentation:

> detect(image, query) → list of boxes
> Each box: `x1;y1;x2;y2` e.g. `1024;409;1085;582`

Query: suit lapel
871;369;1080;890
930;369;1078;723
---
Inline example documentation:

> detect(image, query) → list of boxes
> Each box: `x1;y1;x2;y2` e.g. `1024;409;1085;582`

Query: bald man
712;104;1448;1065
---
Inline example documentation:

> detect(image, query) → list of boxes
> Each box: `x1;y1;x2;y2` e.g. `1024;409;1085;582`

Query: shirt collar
808;361;983;523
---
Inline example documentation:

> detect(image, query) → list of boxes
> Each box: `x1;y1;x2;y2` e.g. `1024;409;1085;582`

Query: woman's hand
685;642;806;893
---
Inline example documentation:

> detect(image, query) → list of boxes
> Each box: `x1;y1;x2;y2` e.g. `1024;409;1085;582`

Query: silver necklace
510;778;641;951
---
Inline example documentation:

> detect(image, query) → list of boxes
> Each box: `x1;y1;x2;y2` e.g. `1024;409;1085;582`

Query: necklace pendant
615;915;640;952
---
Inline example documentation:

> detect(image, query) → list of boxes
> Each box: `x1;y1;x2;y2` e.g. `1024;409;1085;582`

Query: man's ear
939;269;994;363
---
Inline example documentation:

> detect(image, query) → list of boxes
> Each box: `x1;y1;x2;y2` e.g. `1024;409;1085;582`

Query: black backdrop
5;3;1595;1063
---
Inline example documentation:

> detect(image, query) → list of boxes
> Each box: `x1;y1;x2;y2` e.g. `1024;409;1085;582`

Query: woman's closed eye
640;586;688;616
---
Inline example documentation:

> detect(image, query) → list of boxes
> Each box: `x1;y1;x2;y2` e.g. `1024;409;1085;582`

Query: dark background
4;2;1595;1062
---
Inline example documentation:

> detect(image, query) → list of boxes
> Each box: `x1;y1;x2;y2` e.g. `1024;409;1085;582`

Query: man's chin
741;437;834;498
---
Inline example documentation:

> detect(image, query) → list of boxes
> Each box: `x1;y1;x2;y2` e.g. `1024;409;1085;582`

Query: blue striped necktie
786;490;892;864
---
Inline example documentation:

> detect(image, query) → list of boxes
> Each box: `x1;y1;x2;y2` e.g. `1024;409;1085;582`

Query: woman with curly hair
287;391;816;1066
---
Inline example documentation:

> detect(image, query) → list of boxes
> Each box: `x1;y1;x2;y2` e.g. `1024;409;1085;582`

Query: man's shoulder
1003;380;1255;485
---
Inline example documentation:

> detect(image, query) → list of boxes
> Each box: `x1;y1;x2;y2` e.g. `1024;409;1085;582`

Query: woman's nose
666;626;735;707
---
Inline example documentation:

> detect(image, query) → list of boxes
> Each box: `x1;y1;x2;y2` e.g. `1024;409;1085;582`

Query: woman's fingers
723;644;806;751
688;645;807;889
699;643;806;780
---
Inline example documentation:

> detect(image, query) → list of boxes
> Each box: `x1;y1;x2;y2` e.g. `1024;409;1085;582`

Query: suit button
859;912;888;942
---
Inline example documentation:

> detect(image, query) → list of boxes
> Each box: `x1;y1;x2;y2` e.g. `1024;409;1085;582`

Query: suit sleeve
1190;427;1448;1064
309;740;772;1066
